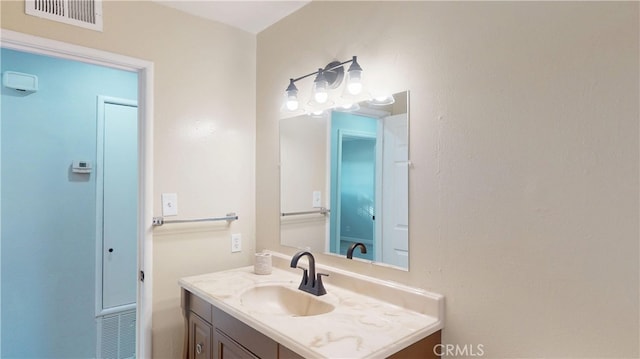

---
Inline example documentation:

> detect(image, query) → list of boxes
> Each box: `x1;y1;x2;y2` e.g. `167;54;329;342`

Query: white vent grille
98;309;136;359
25;0;103;31
100;316;119;359
119;311;136;358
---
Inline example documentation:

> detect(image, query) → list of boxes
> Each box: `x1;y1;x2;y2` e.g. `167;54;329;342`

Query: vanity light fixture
346;56;363;95
284;56;363;112
285;79;299;111
312;69;329;104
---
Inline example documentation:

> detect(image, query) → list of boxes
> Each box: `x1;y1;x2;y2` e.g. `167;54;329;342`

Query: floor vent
98;309;136;359
25;0;103;31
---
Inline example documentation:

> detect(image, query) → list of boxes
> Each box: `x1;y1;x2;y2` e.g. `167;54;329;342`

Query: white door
381;113;409;268
98;97;138;311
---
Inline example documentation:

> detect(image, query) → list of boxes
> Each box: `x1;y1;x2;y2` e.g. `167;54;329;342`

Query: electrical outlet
231;233;242;253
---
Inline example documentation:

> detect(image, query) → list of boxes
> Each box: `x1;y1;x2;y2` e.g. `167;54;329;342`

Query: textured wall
257;2;639;357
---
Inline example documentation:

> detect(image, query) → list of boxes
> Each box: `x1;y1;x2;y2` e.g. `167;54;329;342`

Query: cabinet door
215;329;259;359
212;307;278;358
189;313;213;359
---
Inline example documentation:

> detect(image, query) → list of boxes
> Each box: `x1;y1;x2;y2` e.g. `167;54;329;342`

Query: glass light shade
286;96;299;111
313;81;328;104
346;70;363;95
346;56;363;95
314;89;328;104
284;79;299;111
313;69;329;104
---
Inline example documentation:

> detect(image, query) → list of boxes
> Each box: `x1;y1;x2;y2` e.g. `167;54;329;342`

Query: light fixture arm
288;56;359;85
283;56;362;112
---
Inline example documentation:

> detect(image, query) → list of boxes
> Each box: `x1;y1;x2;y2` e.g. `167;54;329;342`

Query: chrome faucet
346;242;367;259
290;251;328;296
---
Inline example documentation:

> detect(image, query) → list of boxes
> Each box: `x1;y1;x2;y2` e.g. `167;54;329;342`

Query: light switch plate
312;191;322;208
162;193;178;216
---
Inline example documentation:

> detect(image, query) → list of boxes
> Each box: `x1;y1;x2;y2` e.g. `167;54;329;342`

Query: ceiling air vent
25;0;103;31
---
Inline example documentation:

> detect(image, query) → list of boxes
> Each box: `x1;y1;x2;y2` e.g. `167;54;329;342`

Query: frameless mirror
279;91;409;269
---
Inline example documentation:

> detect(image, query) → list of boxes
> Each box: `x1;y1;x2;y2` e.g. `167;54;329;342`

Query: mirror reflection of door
337;133;376;259
330;112;377;260
380;113;409;268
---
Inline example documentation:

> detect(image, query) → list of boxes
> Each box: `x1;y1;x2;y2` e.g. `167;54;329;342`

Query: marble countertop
179;261;443;358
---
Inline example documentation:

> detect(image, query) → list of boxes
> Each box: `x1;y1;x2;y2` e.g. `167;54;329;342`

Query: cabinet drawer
212;307;278;359
215;329;258;359
189;312;213;359
183;289;213;323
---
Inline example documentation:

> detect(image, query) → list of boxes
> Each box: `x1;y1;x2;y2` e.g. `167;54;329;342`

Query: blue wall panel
1;48;137;358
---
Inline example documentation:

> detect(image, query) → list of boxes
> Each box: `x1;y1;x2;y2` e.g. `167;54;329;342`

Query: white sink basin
239;284;335;317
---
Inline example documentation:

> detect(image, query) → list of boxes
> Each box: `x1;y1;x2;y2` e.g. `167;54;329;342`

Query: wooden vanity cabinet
182;289;440;359
182;289;303;359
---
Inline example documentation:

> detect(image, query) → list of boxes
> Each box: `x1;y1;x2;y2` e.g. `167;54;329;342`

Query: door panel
337;133;376;260
382;114;409;268
102;102;138;309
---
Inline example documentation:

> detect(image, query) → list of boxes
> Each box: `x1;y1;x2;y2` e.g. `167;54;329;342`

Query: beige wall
280;115;328;252
1;2;255;358
257;2;639;358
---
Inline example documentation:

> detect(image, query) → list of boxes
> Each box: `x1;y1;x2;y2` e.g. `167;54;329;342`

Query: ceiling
154;1;311;34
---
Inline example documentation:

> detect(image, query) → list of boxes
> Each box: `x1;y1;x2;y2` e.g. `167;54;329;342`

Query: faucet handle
314;272;329;296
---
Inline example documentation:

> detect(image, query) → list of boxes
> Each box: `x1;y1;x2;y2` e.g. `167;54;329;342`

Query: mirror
279;91;409;269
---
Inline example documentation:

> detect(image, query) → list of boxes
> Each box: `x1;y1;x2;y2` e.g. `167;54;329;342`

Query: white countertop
179;262;443;358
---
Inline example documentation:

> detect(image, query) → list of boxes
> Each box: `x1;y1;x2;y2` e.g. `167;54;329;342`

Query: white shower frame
0;30;154;359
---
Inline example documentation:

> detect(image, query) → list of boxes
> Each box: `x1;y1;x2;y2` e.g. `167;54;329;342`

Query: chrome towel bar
152;212;238;226
281;208;330;217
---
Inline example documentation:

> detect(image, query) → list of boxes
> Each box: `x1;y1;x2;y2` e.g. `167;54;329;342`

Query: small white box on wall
2;71;38;93
72;160;92;174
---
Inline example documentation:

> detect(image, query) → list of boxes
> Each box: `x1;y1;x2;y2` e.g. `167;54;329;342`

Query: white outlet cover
162;193;178;216
231;233;242;253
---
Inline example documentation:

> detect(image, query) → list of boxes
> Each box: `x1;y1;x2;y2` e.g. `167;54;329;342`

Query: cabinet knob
196;343;203;355
108;248;114;253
